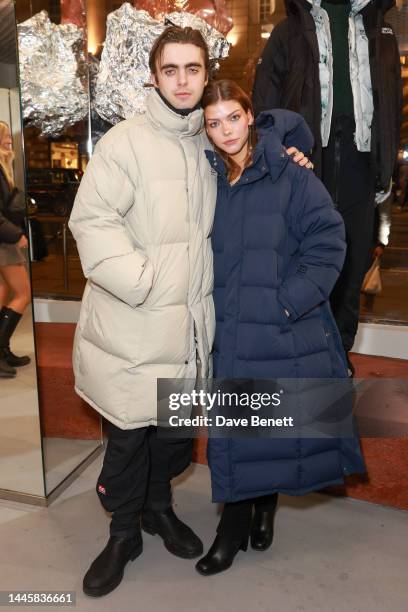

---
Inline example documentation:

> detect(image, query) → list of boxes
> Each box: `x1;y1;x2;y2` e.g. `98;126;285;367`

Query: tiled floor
0;458;407;612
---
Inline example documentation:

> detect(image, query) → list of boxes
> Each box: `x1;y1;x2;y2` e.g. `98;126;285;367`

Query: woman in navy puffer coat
195;80;366;577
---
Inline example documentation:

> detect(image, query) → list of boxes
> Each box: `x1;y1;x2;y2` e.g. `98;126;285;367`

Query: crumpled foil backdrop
165;10;230;62
94;2;230;124
18;11;88;136
94;5;163;125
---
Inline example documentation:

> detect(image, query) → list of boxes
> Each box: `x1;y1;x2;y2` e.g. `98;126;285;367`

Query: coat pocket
81;283;144;363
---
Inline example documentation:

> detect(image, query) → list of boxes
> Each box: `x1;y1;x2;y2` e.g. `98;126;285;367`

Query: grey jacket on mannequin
253;0;402;195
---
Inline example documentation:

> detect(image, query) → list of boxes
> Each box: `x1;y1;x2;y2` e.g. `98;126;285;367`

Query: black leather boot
83;535;143;597
0;349;16;378
141;506;203;559
250;495;278;551
0;307;30;367
195;534;248;576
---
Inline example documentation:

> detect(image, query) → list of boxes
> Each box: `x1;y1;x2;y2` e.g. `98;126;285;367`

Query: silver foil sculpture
94;4;163;124
94;2;230;124
18;11;88;136
165;11;230;62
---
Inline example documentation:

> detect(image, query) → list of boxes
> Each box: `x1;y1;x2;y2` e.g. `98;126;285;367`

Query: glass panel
0;0;44;498
14;0;102;498
5;0;404;500
15;0;89;300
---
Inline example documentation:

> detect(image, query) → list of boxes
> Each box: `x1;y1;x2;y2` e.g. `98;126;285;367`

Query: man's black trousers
96;423;193;538
322;115;376;353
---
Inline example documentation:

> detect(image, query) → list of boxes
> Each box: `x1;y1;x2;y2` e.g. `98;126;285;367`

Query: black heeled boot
0;307;30;367
83;534;143;598
142;506;203;559
195;534;248;576
196;499;252;576
250;494;278;551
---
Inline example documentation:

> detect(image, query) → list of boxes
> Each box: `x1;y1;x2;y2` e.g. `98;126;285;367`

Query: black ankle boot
195;534;248;576
0;349;16;378
0;307;30;367
83;535;143;597
142;506;203;559
250;509;276;551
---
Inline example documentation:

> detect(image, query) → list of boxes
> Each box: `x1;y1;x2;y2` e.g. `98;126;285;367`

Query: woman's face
0;127;12;151
204;99;253;160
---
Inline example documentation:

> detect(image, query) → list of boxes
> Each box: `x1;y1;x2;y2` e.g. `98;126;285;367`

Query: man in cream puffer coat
69;27;216;597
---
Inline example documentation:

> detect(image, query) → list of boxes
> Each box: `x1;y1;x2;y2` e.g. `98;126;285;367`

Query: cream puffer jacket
69;90;217;429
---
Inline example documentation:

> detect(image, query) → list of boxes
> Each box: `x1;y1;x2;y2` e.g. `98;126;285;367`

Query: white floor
0;458;407;612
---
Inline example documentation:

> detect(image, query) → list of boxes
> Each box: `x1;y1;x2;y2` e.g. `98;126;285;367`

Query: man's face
151;42;208;110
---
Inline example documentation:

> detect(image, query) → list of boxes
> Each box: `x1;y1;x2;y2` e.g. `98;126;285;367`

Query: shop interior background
0;0;407;505
9;0;408;329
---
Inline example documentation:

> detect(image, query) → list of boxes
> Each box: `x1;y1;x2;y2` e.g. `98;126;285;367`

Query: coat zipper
180;138;193;366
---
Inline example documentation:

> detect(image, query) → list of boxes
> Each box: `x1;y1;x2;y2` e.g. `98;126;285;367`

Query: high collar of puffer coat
145;88;205;137
286;0;395;16
205;108;314;185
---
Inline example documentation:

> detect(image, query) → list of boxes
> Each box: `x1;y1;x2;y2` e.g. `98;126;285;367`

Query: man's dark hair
149;26;210;75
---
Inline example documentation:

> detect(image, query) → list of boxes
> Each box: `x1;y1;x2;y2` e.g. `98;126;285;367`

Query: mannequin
253;0;402;373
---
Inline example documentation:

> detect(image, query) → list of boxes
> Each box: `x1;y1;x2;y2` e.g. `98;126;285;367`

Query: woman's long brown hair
202;79;257;183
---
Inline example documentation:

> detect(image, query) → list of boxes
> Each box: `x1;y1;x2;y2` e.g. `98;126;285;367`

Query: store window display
253;0;403;373
15;1;90;298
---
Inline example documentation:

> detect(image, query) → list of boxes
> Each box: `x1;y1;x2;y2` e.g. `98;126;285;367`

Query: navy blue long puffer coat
205;109;366;503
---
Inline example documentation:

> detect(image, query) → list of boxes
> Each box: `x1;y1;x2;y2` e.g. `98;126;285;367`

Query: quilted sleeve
277;168;346;321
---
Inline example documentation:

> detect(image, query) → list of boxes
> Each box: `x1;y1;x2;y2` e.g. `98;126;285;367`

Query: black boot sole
141;520;203;559
195;560;234;576
83;542;143;598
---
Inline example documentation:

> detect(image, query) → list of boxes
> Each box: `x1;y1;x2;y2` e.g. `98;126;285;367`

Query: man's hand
286;147;314;170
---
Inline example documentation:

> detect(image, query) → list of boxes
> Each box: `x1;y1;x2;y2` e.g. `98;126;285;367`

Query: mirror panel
1;0;102;505
0;0;44;499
